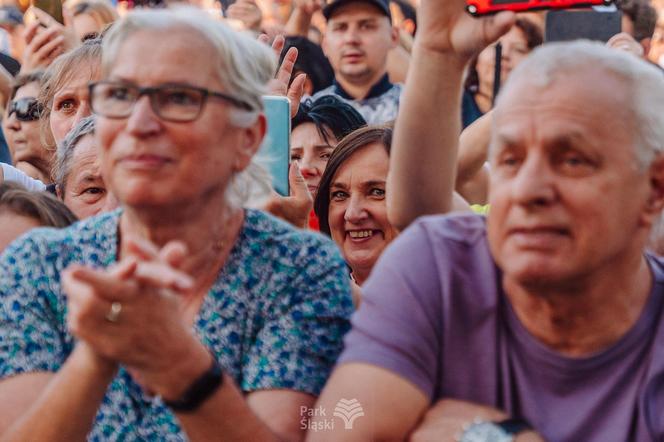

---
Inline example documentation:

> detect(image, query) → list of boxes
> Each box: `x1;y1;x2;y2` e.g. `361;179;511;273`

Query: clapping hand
62;238;212;400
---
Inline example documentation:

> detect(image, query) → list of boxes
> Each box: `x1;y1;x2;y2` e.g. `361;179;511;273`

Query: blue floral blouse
0;209;353;441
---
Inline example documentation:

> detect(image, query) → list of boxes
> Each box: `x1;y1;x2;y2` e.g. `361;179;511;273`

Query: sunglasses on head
8;97;43;122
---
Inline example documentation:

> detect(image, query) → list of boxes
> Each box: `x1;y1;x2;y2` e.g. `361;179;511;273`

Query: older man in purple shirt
308;0;664;441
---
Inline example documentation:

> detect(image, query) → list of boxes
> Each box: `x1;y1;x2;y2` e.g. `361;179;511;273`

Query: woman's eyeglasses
88;81;254;123
7;98;43;122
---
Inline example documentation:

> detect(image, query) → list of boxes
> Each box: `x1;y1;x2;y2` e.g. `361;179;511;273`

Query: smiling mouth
347;230;380;241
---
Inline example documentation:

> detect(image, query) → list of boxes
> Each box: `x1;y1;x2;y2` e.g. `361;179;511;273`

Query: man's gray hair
54;116;96;196
100;7;276;128
498;40;664;169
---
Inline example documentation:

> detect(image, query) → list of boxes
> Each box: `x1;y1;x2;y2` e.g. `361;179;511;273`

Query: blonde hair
38;38;102;148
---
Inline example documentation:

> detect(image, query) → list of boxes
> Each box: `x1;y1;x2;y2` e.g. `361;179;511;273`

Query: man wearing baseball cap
309;0;401;124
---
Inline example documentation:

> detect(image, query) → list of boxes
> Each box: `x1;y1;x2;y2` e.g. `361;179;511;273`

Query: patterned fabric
0;209;353;441
310;83;403;125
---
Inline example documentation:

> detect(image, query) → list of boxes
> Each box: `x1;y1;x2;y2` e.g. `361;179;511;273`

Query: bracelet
163;352;224;413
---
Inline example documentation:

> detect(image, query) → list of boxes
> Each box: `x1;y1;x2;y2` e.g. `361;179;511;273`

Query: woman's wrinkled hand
61;239;212;399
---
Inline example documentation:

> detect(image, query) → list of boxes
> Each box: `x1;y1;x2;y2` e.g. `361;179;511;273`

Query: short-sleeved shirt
0;209;353;441
340;213;664;442
310;74;402;125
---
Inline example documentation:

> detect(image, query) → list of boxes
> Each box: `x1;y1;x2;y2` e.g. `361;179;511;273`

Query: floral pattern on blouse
0;209;353;441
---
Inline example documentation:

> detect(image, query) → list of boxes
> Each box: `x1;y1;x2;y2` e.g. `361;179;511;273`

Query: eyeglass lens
93;83;206;122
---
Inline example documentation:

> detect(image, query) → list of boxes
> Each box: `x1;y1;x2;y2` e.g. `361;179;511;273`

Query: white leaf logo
333;398;364;430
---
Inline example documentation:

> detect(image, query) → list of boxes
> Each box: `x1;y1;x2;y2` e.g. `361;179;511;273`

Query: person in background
53;115;118;219
38;37;100;147
314;125;397;288
2;71;52;182
0;181;76;252
291;95;366;198
310;0;664;439
68;0;119;41
614;0;658;57
0;8;352;441
462;17;542;128
289;95;366;229
312;0;401;124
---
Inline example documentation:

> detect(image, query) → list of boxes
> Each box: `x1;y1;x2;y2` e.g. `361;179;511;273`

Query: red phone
466;0;613;16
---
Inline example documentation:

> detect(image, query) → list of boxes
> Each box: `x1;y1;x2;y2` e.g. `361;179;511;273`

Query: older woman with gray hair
54;115;118;219
0;7;352;441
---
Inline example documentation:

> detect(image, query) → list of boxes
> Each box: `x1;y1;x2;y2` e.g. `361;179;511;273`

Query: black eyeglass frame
7;97;43;122
88;81;255;122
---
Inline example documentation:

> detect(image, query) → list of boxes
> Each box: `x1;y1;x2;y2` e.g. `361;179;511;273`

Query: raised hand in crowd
607;31;646;57
226;0;263;32
20;8;77;74
455;109;492;204
384;0;512;230
260;33;307;118
284;0;323;36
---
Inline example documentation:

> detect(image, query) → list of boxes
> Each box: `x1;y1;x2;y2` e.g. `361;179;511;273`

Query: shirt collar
333;73;393;100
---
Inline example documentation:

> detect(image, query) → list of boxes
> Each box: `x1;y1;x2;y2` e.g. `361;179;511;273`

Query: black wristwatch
163;354;224;413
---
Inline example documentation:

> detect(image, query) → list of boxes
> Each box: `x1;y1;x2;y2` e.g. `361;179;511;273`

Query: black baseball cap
322;0;392;21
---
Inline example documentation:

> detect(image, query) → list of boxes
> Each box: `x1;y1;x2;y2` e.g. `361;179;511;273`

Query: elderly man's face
60;134;118;220
487;67;659;287
96;28;259;209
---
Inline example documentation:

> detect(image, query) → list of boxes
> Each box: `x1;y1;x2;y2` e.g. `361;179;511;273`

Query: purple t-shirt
340;213;664;441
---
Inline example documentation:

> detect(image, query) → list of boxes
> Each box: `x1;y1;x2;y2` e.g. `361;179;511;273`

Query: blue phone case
259;96;291;196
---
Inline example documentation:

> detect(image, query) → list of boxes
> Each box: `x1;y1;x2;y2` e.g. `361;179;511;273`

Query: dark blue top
461;89;484;129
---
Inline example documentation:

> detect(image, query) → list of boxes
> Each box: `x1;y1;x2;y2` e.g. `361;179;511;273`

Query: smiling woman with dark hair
314;124;398;286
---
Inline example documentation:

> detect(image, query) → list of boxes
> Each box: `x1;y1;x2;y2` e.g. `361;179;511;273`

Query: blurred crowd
0;0;662;440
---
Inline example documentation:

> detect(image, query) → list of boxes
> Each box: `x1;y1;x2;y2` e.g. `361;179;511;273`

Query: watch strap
163;353;224;412
496;417;533;435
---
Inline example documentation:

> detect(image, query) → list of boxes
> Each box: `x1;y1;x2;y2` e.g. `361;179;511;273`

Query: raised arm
284;0;322;37
386;0;514;230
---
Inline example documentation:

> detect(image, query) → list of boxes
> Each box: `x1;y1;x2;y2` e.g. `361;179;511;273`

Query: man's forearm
285;8;312;37
1;345;116;442
387;45;467;230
